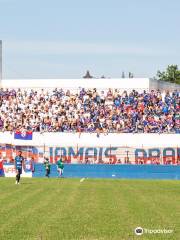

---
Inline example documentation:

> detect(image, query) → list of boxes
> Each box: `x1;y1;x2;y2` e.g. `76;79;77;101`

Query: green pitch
0;178;179;240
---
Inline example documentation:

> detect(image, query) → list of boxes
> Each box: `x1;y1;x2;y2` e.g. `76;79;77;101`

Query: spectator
0;88;178;134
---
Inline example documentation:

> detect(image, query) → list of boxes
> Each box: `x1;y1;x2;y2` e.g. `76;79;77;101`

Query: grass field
0;178;179;240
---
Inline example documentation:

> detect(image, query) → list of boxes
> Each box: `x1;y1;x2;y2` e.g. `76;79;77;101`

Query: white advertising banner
3;164;32;178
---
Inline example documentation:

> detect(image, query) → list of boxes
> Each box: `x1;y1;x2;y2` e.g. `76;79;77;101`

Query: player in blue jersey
14;151;24;184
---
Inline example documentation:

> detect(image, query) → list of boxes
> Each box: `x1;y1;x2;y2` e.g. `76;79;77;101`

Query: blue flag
14;131;33;140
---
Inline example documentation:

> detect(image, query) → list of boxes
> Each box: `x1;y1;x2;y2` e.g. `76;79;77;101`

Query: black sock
18;174;20;182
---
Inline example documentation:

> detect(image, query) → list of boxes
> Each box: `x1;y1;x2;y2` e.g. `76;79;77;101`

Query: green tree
157;65;180;84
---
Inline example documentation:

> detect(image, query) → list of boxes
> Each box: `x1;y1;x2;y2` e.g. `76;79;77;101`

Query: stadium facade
1;78;150;91
1;78;180;91
0;77;179;165
0;76;179;179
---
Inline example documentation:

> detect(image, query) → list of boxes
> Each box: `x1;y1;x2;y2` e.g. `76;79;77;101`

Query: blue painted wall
33;164;180;180
0;169;4;177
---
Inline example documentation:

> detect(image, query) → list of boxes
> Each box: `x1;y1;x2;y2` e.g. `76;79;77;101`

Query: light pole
125;150;129;164
0;40;2;81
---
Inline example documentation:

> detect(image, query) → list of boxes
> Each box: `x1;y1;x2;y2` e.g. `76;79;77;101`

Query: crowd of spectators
0;88;179;134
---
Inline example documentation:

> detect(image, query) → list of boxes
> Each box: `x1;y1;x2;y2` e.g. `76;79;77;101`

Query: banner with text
0;144;180;165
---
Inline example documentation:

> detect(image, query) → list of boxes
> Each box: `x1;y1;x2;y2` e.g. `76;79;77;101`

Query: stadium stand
0;88;179;133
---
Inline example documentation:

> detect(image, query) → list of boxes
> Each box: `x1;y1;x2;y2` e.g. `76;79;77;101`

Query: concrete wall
150;79;180;91
0;132;179;147
1;78;150;91
2;163;180;179
33;163;180;179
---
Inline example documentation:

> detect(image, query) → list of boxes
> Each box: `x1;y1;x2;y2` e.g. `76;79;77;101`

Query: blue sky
1;0;180;78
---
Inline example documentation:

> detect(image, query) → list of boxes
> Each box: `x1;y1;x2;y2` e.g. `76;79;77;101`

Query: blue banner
14;131;33;140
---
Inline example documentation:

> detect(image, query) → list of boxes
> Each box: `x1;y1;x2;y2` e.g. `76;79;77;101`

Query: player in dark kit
44;157;51;178
14;151;24;184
